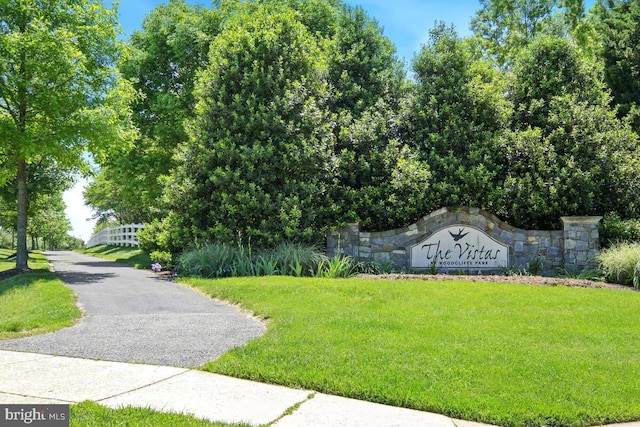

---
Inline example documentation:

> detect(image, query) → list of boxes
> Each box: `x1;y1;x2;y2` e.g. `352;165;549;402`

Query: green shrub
150;251;173;267
268;243;325;277
597;242;640;286
137;215;189;256
600;213;640;247
314;255;359;278
355;259;399;275
178;243;249;278
177;243;327;278
555;263;603;281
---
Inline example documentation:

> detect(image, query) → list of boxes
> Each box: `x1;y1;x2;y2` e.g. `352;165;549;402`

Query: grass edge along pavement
79;244;152;269
70;401;252;427
0;248;254;427
0;249;80;340
183;275;640;427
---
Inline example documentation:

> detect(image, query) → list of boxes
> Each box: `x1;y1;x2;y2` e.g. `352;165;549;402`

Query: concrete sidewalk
4;350;640;427
0;350;488;427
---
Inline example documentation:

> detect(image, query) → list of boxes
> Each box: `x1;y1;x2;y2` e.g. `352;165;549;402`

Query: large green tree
28;192;71;250
501;36;640;228
0;0;135;270
411;24;511;217
86;0;221;224
471;0;587;67
594;0;640;132
325;5;428;231
138;0;427;252
155;4;337;249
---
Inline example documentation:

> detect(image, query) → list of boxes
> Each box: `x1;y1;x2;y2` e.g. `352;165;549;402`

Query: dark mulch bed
356;273;633;291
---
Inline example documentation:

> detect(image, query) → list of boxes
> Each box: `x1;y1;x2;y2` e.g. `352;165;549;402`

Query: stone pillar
326;223;360;258
561;216;603;269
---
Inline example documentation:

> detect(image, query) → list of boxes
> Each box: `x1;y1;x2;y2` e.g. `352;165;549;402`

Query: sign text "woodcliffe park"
410;225;509;270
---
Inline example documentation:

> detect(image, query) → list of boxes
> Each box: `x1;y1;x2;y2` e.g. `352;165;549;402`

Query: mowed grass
184;276;640;427
70;402;251;427
0;248;50;272
80;245;152;269
0;252;80;339
0;248;12;272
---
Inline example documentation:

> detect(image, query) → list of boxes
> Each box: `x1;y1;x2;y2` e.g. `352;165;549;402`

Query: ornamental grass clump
597;242;640;287
178;243;249;278
314;255;359;278
177;242;327;278
268;243;325;277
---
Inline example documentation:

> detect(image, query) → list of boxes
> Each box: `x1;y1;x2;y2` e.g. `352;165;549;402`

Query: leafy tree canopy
85;0;640;259
501;36;640;228
471;0;588;67
85;0;221;224
0;0;135;269
154;3;337;249
410;23;510;217
593;0;640;132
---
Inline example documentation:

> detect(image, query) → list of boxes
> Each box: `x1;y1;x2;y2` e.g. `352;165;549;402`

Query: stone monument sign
410;225;509;270
327;207;602;275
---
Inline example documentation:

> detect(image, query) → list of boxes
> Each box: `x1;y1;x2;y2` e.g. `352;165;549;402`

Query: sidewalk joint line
266;392;316;426
94;369;192;403
0;391;75;404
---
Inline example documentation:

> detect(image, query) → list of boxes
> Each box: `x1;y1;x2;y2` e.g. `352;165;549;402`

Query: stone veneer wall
327;207;602;274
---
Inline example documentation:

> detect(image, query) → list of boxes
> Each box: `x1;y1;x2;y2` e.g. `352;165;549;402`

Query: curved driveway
0;251;266;367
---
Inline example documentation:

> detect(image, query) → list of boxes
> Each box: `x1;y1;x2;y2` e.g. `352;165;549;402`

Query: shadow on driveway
55;270;117;285
74;261;138;268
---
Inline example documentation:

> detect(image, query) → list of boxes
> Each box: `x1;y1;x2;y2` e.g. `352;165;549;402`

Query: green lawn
70;402;251;427
80;245;152;269
0;249;51;273
0;250;13;273
0;252;80;339
184;276;640;427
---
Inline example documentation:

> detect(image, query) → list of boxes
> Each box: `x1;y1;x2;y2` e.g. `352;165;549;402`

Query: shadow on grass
85;246;140;256
0;249;13;259
89;247;123;255
0;271;55;296
1;251;46;261
81;245;152;269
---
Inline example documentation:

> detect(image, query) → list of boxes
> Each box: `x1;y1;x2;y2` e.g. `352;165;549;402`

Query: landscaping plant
177;242;329;278
597;242;640;286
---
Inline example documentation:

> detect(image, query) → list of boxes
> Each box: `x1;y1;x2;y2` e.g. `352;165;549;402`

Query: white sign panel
411;225;509;270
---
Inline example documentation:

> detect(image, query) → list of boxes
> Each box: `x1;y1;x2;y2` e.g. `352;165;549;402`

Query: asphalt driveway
0;251;266;367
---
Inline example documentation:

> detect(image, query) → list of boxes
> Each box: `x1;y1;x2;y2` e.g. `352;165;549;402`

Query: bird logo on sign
449;228;469;242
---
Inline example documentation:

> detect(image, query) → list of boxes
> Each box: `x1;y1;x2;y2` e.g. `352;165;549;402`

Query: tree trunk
16;160;29;271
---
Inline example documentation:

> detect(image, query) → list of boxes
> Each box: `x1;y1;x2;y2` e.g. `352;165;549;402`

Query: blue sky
113;0;485;64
